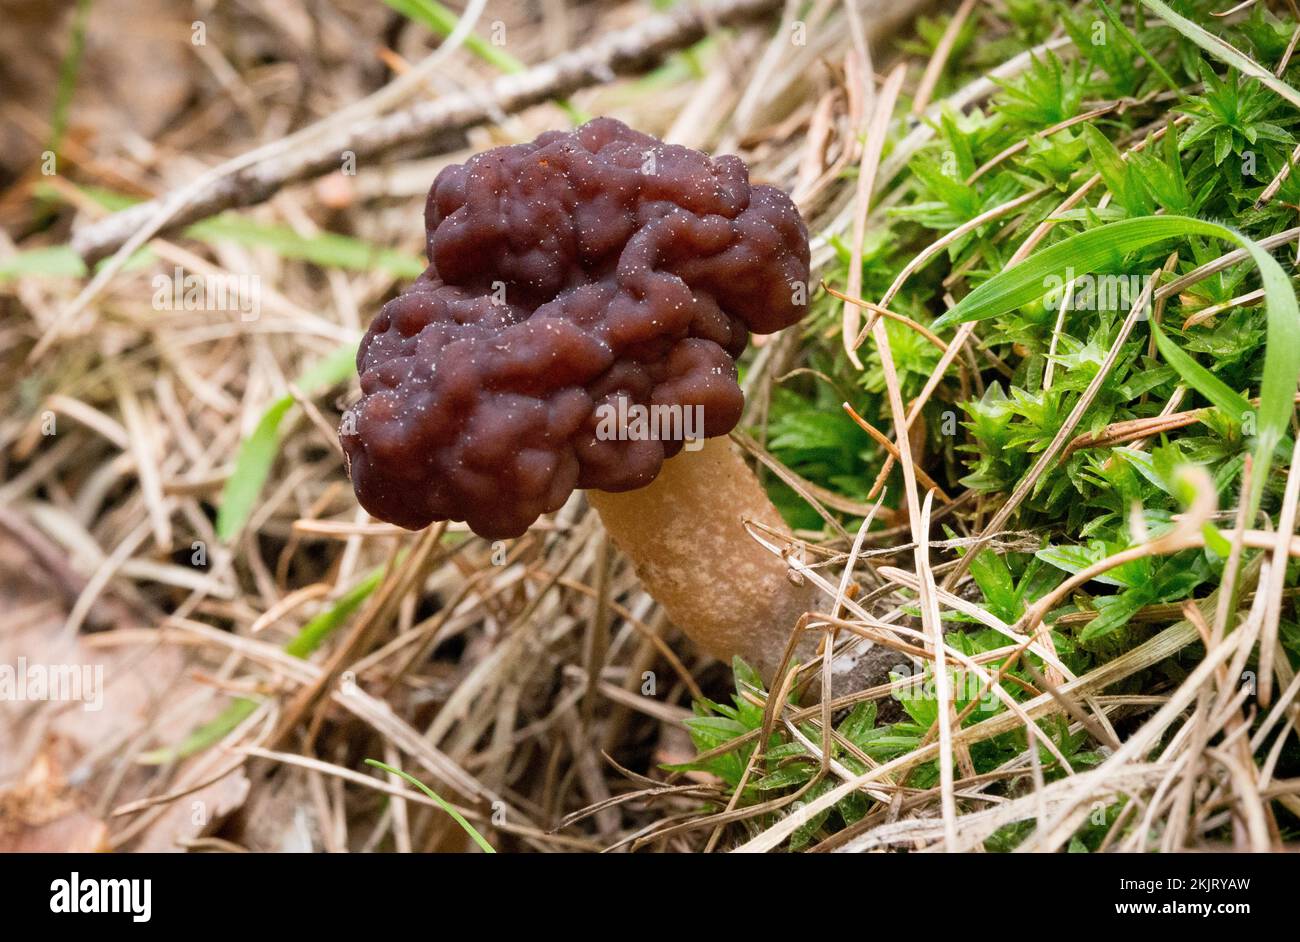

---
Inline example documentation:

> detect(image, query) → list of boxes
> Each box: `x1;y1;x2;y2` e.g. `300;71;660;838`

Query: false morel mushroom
342;117;823;680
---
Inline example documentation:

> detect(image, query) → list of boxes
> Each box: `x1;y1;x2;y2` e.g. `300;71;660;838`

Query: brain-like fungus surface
341;117;811;538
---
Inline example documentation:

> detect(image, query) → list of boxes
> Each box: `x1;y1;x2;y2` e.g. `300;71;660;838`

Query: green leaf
969;549;1019;622
731;656;765;697
936;216;1223;330
789;779;837;850
136;699;256;765
1081;123;1153;217
893;670;939;726
1037;542;1134;587
1095;0;1179;94
365;759;496;853
754;764;816;791
187;216;425;279
384;0;586;124
0;246;87;281
1215;126;1235;166
1080;589;1149;642
836;701;879;749
216;342;358;541
384;0;523;74
285;566;385;658
1148;319;1252;420
1202;524;1232;557
48;0;92;154
215;398;292;543
23;184;426;281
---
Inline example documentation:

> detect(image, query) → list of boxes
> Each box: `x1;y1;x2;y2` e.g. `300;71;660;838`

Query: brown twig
68;0;789;268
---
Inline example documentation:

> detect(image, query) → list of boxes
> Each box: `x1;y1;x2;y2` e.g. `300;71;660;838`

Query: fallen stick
69;0;939;267
69;0;787;266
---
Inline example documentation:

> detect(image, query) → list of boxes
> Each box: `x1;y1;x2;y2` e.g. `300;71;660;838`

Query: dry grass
2;0;1298;853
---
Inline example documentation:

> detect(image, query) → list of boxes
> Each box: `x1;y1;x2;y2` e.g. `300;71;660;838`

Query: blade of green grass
284;566;386;658
37;181;140;213
365;759;496;852
932;216;1237;330
384;0;587;124
1140;0;1300;110
1096;0;1179;95
932;214;1299;521
1148;319;1251;419
385;0;523;75
215;341;358;542
136;698;255;766
48;0;93;155
0;244;160;282
25;183;427;281
186;216;425;279
0;246;88;281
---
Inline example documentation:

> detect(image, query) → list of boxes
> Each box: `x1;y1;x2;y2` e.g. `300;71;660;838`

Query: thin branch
67;0;788;269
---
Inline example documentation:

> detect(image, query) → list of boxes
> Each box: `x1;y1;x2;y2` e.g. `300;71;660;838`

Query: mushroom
340;118;846;684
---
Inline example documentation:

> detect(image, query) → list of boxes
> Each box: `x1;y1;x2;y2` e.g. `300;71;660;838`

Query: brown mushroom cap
341;117;810;538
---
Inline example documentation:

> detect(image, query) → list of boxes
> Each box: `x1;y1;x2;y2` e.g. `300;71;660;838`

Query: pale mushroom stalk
586;437;816;681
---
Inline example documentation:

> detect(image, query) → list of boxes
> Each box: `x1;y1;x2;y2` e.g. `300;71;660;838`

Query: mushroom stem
586;437;818;682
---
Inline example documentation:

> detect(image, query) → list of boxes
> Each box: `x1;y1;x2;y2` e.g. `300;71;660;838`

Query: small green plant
721;0;1300;850
670;652;1100;850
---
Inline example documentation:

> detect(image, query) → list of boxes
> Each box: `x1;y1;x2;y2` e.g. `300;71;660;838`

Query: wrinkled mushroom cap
341;118;810;538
